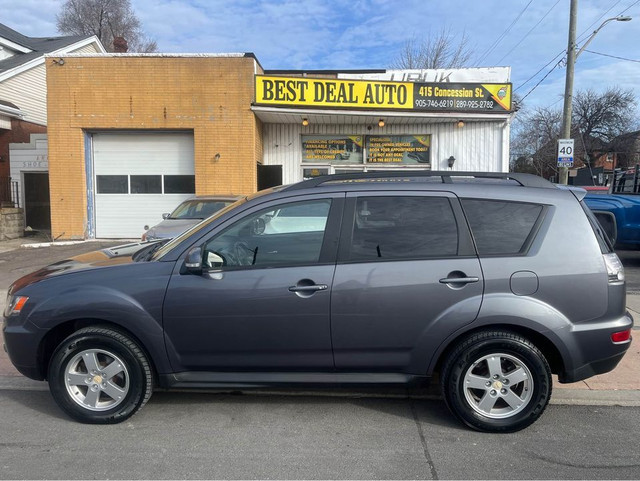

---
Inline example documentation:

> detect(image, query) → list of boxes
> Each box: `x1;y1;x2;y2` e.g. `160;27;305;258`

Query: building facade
0;22;104;231
46;54;513;239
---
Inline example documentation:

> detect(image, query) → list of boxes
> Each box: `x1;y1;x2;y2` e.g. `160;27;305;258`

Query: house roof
0;23;93;74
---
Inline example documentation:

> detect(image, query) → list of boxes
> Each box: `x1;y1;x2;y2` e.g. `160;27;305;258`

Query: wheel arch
430;323;565;379
37;319;160;386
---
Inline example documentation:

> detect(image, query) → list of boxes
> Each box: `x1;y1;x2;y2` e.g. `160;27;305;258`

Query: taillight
603;253;625;283
611;329;631;343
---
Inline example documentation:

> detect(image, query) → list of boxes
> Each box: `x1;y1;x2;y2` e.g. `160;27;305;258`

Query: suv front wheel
48;326;153;424
441;330;552;432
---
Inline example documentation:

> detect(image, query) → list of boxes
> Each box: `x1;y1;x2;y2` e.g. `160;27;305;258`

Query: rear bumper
559;349;628;383
558;311;633;383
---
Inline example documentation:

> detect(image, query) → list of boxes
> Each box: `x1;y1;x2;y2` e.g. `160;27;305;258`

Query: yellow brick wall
46;56;262;239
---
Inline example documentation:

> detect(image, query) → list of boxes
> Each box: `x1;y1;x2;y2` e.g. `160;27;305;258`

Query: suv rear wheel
48;327;153;424
441;330;551;432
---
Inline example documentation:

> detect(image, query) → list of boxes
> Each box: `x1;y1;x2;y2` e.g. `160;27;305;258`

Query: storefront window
366;135;431;166
302;168;330;180
302;135;364;164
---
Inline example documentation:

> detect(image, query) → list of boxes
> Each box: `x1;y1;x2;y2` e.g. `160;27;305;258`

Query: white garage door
93;132;195;238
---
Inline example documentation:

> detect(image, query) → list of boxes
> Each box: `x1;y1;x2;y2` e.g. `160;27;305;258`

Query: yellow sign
255;75;512;112
256;75;414;109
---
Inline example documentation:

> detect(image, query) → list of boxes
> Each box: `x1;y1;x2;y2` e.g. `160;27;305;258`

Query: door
163;194;344;371
93;132;195;238
257;164;283;190
331;192;484;373
23;172;51;231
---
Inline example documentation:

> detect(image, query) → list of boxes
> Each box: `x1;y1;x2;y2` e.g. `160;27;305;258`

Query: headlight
3;295;29;317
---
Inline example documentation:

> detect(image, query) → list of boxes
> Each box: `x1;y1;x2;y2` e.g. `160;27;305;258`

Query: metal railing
0;177;20;208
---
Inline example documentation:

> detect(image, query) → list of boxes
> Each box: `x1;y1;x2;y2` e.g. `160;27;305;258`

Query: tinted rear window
461;199;544;255
348;196;458;261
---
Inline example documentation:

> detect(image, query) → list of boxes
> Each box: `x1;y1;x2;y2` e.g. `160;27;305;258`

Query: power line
584;49;640;63
619;0;640;15
514;0;638;94
576;0;623;43
519;59;563;102
497;0;561;65
476;0;533;65
514;50;564;92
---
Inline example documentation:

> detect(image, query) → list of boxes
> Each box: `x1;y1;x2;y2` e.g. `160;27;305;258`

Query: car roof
184;195;244;202
282;171;555;192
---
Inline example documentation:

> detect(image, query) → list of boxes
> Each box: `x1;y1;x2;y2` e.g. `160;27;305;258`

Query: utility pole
559;0;578;185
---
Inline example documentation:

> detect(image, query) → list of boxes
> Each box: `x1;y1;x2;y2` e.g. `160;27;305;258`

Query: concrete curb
550;388;640;406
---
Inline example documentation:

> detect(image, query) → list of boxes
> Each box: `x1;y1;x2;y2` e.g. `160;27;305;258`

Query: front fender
26;285;172;374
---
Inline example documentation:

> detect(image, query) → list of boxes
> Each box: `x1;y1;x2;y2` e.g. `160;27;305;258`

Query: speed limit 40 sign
558;139;574;167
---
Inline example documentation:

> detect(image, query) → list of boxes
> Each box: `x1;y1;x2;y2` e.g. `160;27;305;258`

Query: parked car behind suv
2;172;633;432
584;166;640;247
142;195;242;241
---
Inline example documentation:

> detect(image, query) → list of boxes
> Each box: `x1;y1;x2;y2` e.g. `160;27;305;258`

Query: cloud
0;0;638;112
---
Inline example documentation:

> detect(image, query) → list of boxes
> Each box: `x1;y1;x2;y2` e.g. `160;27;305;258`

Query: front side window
203;199;332;269
347;196;458;261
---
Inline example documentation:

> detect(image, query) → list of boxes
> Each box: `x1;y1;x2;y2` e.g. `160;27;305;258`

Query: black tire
48;326;153;424
441;330;551;433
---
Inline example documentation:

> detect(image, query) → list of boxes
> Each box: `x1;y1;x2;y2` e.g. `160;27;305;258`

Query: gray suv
2;172;633;432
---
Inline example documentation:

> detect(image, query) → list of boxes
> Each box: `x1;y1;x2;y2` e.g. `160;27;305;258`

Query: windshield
169;200;235;219
152;197;247;260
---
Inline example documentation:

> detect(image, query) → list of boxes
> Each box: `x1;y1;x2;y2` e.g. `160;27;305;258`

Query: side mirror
162;213;170;219
183;246;203;275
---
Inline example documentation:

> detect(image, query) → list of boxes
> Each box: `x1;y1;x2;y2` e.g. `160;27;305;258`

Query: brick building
46;53;513;239
0;22;104;233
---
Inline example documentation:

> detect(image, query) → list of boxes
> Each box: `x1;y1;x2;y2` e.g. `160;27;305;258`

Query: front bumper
2;316;46;380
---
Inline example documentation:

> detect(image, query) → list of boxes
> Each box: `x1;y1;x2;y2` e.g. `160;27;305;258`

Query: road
0;389;639;479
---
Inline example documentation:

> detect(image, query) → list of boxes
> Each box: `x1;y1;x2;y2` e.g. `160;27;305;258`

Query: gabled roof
0;22;98;75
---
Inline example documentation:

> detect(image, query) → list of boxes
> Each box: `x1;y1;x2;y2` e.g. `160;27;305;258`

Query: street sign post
558;139;574;168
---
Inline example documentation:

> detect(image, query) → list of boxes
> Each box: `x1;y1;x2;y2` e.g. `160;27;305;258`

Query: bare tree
57;0;157;52
573;87;636;168
510;106;562;178
511;87;637;177
391;28;473;69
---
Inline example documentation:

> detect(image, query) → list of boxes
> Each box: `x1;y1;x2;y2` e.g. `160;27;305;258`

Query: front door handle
439;277;479;284
288;284;328;292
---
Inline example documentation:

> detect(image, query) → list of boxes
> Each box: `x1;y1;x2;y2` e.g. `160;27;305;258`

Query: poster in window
302;135;364;164
366;135;431;165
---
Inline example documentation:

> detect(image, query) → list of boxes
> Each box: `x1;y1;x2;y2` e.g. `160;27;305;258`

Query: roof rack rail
283;171;555;191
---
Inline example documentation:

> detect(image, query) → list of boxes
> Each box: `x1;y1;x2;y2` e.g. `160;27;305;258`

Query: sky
1;0;639;113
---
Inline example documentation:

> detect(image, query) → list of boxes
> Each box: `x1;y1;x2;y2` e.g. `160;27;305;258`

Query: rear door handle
288;284;328;292
439;277;479;284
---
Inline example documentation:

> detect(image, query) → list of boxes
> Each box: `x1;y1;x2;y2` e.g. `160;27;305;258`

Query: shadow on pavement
0;389;68;421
